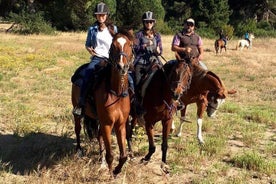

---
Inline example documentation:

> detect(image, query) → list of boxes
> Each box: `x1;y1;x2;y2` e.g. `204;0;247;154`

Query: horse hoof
76;149;83;157
161;162;170;175
113;168;121;176
140;158;149;164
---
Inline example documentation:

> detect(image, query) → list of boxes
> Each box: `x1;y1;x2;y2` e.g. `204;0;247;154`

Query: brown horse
215;39;227;54
129;59;192;172
172;64;236;143
71;30;134;176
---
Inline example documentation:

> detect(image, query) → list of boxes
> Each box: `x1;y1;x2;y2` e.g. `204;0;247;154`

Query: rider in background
73;2;117;116
171;18;207;69
219;29;227;46
244;31;250;45
133;11;163;116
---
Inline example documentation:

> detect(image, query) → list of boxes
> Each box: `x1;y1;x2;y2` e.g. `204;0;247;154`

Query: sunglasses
187;23;194;27
145;20;154;24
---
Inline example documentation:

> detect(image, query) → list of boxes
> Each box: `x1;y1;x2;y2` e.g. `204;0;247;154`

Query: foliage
189;0;231;30
8;10;55;35
115;0;165;30
235;19;257;37
1;0;276;36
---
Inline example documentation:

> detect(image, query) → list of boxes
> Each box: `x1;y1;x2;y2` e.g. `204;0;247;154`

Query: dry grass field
0;32;275;184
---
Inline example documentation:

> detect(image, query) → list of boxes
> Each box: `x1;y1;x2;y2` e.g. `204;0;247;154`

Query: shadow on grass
0;132;75;175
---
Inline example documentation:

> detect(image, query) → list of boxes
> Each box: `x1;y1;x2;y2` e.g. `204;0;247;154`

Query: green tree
115;0;165;31
189;0;231;30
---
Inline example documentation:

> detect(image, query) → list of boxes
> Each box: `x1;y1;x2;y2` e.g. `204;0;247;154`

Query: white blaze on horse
236;33;255;50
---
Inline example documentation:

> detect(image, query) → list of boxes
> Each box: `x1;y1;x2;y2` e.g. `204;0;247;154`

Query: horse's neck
194;71;223;92
146;69;171;102
110;69;128;94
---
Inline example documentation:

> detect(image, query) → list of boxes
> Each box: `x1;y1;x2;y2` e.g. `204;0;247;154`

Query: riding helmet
185;18;195;25
94;2;109;15
142;11;156;22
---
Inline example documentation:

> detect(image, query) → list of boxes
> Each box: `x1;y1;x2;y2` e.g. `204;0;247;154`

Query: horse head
108;30;134;95
167;60;192;101
249;33;255;40
109;30;134;76
206;72;237;117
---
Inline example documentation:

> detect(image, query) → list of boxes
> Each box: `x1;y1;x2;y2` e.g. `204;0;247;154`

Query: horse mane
163;61;175;76
206;71;225;90
192;63;207;78
116;28;134;42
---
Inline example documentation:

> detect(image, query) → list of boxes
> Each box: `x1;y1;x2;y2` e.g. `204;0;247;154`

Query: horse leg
196;101;206;144
100;125;114;174
159;119;173;174
97;130;107;169
74;115;83;156
176;106;187;137
161;119;172;164
113;122;128;175
142;123;156;162
126;116;136;158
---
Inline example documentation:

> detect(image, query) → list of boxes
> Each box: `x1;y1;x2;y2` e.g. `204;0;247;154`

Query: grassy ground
0;32;275;184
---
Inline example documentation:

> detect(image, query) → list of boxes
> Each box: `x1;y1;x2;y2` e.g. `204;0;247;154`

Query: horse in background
171;64;237;144
71;30;134;176
236;33;255;50
214;38;227;54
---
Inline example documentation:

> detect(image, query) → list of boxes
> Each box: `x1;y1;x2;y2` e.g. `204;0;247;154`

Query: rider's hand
87;47;96;56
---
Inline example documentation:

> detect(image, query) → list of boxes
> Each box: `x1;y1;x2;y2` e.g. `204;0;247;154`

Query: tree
189;0;231;29
115;0;165;30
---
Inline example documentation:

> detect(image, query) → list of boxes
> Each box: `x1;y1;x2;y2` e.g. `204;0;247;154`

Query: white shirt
94;27;113;58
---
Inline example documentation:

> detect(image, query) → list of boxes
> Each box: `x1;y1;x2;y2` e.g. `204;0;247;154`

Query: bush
156;20;174;35
8;10;56;35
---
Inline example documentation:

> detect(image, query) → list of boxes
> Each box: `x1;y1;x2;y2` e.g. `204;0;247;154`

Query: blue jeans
128;72;134;93
79;56;104;106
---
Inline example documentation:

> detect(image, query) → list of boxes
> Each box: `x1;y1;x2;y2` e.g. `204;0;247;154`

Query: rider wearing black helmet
132;11;163;116
73;2;117;116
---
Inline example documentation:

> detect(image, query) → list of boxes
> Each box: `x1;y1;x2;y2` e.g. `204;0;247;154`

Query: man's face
184;22;194;33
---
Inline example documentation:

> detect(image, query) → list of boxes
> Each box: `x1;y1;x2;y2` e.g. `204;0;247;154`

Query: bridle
107;35;134;97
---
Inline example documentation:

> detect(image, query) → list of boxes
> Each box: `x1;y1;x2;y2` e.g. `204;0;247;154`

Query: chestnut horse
129;60;192;172
71;30;134;176
215;39;227;54
172;64;236;144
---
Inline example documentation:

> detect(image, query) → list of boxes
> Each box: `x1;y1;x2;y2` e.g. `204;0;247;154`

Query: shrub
8;10;55;35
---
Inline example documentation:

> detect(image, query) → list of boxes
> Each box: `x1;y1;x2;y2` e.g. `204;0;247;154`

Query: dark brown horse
215;39;227;54
129;60;192;172
71;30;134;176
172;64;236;143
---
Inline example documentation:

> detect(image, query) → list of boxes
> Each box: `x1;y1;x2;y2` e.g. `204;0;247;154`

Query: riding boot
134;91;146;117
73;70;96;117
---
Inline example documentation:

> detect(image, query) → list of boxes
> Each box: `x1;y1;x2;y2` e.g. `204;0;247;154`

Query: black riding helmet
94;2;109;15
142;11;156;23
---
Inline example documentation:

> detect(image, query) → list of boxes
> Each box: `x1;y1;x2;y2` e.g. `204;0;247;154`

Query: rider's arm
197;36;204;60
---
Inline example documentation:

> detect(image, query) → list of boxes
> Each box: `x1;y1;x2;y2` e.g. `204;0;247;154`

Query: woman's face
143;20;155;30
96;14;108;23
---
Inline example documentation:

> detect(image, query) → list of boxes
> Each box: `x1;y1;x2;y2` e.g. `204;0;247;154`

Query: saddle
71;61;108;115
136;59;163;99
